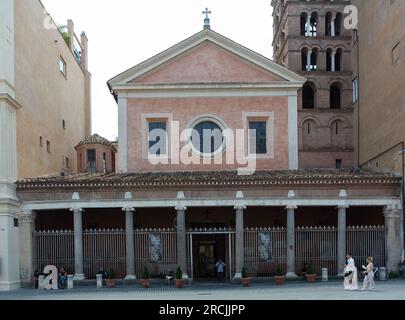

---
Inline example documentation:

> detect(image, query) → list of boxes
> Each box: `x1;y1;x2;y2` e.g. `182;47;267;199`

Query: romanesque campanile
271;0;354;169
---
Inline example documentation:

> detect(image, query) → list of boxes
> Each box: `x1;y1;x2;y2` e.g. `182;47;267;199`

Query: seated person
33;270;40;289
59;267;68;288
301;264;309;277
165;269;175;284
97;268;108;279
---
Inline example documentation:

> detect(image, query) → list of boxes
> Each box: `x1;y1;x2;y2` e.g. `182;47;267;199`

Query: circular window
190;120;225;156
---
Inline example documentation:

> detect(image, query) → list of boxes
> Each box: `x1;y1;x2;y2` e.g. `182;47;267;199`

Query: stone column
286;205;298;278
176;206;188;278
18;210;36;287
70;208;85;280
331;16;336;37
331;50;336;72
234;205;246;279
337;205;348;277
306;16;311;36
123;207;136;280
384;205;402;272
307;49;313;71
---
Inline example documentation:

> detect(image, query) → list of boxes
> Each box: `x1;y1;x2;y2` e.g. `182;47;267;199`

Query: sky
41;0;274;141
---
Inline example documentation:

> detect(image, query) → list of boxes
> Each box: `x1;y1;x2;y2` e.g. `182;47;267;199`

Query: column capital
175;206;187;211
18;210;36;223
69;207;84;213
384;204;401;218
122;206;135;213
337;205;349;210
234;205;247;211
286;205;298;210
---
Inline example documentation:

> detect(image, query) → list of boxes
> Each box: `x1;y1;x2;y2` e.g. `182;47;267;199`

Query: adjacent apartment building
271;0;354;169
0;0;91;290
351;0;405;260
351;0;405;174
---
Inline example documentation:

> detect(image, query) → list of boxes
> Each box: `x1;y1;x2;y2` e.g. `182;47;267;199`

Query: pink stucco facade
135;42;283;84
109;31;305;173
126;96;289;172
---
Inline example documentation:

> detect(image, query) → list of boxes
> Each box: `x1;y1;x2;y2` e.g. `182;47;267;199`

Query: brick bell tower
271;0;354;169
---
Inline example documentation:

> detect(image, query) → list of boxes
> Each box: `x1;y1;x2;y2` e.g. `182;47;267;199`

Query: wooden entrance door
193;235;227;279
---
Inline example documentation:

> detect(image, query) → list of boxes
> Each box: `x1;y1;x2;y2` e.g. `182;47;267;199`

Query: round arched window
191;120;225;156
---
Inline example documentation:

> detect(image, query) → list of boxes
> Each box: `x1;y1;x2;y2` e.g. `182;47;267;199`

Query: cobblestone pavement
1;280;404;300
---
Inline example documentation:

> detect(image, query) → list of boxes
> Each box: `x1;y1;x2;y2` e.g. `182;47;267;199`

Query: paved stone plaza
1;280;405;300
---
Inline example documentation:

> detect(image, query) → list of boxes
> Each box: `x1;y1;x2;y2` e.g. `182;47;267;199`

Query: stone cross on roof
202;8;211;30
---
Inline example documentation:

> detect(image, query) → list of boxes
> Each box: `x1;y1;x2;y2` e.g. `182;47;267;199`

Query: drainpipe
355;29;361;167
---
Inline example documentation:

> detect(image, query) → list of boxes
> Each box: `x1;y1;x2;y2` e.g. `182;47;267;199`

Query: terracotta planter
305;274;316;283
175;279;185;288
105;279;116;288
241;278;250;287
274;276;285;285
140;279;151;288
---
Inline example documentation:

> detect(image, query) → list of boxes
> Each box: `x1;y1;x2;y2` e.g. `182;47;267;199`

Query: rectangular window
87;149;96;172
249;121;267;155
59;56;67;77
66;157;70;169
336;159;343;169
352;77;359;103
40;136;43;147
148;121;167;156
46;141;51;153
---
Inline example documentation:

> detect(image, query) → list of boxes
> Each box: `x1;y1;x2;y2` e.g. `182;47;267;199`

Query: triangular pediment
132;41;284;84
108;29;305;88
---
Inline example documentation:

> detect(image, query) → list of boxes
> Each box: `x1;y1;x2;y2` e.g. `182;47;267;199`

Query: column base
233;273;242;279
286;272;298;279
0;281;21;291
124;275;137;280
73;274;85;281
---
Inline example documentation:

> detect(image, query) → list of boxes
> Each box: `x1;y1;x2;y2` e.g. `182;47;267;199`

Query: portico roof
16;169;401;190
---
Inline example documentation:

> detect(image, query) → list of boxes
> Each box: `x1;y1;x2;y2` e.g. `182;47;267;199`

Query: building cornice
16;170;402;191
0;93;22;110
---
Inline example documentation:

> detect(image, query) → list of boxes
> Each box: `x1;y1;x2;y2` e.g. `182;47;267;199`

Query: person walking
215;259;226;283
361;257;376;291
344;253;358;290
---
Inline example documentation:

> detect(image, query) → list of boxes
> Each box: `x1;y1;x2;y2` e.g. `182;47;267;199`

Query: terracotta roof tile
16;169;401;190
75;134;116;150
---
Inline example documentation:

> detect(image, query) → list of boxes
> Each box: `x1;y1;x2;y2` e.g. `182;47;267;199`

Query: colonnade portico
20;201;402;282
20;175;403;280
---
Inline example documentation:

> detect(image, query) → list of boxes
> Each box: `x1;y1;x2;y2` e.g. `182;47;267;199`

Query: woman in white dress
344;253;358;290
361;257;375;290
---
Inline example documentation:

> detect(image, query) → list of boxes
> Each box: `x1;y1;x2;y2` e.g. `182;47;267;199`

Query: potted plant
140;266;151;288
274;265;285;285
175;266;185;288
305;263;316;283
241;267;249;287
105;269;116;288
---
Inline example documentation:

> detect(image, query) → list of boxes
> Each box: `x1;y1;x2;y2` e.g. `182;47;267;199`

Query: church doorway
187;229;235;282
194;235;226;279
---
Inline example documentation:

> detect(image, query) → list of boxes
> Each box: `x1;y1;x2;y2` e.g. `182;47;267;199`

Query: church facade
13;27;403;287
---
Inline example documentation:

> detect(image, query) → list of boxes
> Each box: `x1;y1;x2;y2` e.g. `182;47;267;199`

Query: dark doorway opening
192;234;227;280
